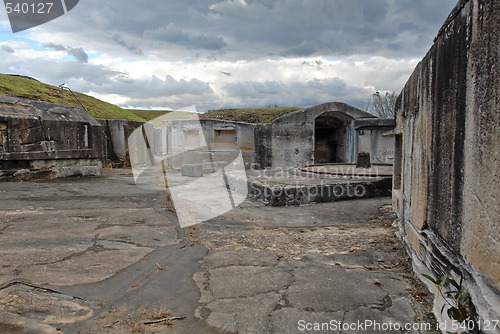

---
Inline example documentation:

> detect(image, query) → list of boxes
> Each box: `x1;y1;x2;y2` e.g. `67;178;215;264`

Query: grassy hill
200;106;302;124
0;74;169;121
0;74;301;123
126;109;174;121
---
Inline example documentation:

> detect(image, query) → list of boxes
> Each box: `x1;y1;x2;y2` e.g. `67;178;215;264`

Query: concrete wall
128;118;260;171
393;0;499;323
255;124;273;168
354;118;395;164
270;102;377;168
201;119;258;167
99;119;144;167
0;96;103;180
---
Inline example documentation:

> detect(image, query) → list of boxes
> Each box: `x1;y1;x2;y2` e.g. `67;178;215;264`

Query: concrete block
181;164;203;177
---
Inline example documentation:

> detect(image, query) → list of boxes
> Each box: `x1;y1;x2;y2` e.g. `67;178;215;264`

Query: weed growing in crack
422;274;475;333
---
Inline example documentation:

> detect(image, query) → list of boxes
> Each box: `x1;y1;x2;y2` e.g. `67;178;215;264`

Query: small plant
422;273;473;332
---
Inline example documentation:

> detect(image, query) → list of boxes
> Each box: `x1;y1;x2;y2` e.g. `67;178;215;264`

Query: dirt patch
95;306;181;334
187;204;400;261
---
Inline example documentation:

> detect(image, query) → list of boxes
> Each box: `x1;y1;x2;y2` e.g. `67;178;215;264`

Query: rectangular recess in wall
0;122;7;152
393;134;403;189
182;129;201;149
214;129;237;150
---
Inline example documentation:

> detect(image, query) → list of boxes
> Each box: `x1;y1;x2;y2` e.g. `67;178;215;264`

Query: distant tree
366;91;398;118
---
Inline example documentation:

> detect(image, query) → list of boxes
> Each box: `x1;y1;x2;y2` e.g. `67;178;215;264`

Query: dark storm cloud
111;34;142;55
98;75;214;99
27;60;121;86
222;77;370;108
43;43;89;63
144;24;227;50
43;43;66;51
66;48;89;63
35;0;456;60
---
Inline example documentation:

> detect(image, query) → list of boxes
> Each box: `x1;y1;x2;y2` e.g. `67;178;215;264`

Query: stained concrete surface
0;172;438;333
393;0;499;324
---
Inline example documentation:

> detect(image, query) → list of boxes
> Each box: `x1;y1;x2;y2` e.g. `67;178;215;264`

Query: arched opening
314;111;352;163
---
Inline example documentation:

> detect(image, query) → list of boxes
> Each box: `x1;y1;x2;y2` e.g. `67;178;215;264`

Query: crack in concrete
0;280;85;301
195;253;302;329
32;244;118;266
69;215;96;220
330;294;394;325
31;234;123;267
0;224;12;235
98;238;144;247
369;294;392;311
93;220;150;231
202;270;211;292
273;267;296;312
339;311;348;334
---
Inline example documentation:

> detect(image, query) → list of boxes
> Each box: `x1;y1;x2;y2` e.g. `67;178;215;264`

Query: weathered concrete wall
271;102;376;168
271;108;313;168
354;118;395;164
124;105;392;171
0;96;102;180
393;0;499;324
128;118;259;171
201;119;258;167
98;119;144;167
255;124;273;168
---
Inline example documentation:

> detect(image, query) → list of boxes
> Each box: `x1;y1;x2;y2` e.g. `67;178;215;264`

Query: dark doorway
314;128;337;163
314;112;351;163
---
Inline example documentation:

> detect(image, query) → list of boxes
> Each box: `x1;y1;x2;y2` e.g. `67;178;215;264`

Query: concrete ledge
229;170;392;206
0;159;102;181
0;149;97;160
249;179;391;206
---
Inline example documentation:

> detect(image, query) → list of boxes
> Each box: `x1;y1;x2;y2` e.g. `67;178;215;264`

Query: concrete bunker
129;104;396;173
0;95;103;180
270;102;394;168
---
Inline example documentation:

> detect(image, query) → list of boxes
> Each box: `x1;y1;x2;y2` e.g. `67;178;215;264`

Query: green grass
127;109;173;121
0;74;300;123
0;74;150;121
199;106;302;124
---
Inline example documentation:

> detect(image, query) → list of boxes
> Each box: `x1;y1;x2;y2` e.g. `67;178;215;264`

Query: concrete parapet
0;95;103;180
236;168;392;206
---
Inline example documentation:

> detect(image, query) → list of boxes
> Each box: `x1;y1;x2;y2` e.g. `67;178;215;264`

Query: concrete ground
0;172;438;333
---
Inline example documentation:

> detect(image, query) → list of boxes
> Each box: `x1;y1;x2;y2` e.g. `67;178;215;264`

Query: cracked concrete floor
0;173;438;333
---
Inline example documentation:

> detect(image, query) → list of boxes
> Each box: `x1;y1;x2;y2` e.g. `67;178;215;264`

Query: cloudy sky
0;0;456;111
